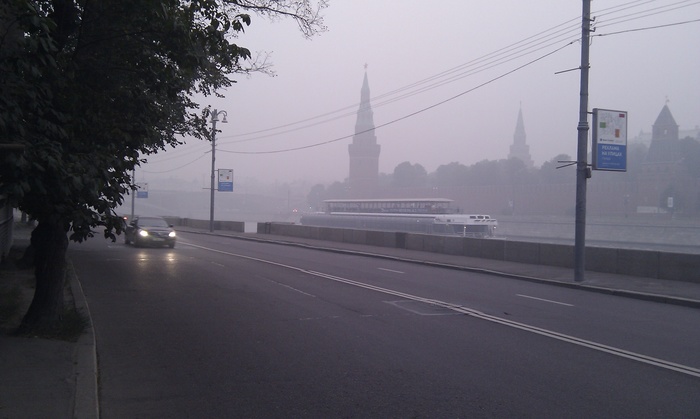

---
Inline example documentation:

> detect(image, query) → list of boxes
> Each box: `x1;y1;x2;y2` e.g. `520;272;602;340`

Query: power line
217;16;699;155
215;18;583;144
140;153;208;174
217;42;575;155
143;144;209;163
595;16;700;36
212;25;582;147
145;1;700;170
596;0;700;29
214;2;699;148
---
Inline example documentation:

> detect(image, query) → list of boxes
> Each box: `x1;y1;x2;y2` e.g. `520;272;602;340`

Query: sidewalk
0;224;98;419
1;226;699;418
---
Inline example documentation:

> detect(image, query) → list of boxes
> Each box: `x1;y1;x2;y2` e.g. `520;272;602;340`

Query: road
71;231;700;418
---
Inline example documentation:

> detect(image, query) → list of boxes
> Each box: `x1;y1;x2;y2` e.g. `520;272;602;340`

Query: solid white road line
181;241;700;379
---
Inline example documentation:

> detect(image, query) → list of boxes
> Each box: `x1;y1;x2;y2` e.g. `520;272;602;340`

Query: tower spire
508;104;534;168
348;67;381;197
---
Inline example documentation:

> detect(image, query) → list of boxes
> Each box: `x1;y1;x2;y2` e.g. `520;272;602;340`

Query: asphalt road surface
71;231;700;418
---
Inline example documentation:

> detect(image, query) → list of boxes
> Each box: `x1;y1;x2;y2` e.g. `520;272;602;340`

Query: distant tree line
307;136;700;211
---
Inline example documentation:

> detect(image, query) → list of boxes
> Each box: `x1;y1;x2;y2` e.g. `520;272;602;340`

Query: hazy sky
139;0;700;187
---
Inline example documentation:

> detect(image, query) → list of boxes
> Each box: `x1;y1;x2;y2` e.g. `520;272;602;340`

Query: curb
68;260;99;419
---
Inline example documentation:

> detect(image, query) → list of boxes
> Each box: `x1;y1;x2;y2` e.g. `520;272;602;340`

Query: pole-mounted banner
136;182;148;198
218;169;233;192
592;108;628;172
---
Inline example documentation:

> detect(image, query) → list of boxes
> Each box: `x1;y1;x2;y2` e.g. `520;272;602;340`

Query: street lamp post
209;109;228;232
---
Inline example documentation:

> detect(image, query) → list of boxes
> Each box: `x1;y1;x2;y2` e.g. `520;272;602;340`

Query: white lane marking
385;300;458;316
274;281;316;298
378;267;405;274
517;294;573;307
210;261;225;267
181;241;700;379
300;315;340;321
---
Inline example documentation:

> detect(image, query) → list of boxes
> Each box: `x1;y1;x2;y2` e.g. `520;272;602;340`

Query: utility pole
209;109;227;232
574;0;592;282
130;169;136;221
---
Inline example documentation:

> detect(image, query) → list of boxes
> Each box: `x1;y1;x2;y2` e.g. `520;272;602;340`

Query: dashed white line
517;294;573;307
378;267;405;274
182;241;700;379
275;282;316;297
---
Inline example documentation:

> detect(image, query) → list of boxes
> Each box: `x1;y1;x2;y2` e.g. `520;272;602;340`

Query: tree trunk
16;219;69;336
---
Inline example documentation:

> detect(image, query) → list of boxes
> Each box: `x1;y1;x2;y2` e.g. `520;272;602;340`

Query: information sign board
592;108;627;171
136;182;148;198
218;169;233;192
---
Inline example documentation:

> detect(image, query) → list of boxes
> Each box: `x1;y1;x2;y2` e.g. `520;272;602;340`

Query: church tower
652;103;679;142
508;105;534;168
646;103;681;163
639;102;686;211
348;69;380;197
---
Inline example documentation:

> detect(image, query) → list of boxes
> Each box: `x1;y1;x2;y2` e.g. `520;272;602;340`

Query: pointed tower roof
647;102;681;163
513;106;526;144
360;70;370;105
508;105;533;168
348;67;380;197
653;104;678;129
651;102;679;142
355;69;376;135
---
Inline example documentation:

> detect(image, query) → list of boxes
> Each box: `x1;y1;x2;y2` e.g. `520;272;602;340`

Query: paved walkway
1;226;699;418
0;224;97;419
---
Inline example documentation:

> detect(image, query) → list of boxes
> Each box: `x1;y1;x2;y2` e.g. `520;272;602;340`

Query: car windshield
138;218;169;228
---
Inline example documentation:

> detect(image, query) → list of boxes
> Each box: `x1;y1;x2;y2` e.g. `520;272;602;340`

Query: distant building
637;103;698;213
507;105;534;168
647;103;681;161
347;69;381;197
629;108;699;146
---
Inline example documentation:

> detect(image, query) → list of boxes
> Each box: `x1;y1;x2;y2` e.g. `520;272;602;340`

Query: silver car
124;216;176;248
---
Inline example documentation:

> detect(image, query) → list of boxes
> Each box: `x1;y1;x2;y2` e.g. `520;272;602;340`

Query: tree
539;154;575;184
626;141;649;177
679;137;700;178
306;184;326;212
392;161;427;188
432;162;469;187
467;159;503;186
502;158;533;185
0;0;327;335
325;180;349;200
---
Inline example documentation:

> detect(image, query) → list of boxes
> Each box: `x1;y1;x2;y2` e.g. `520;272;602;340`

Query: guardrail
160;216;700;284
162;217;245;233
259;222;700;285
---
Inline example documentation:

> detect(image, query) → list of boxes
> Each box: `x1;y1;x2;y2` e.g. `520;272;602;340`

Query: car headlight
139;230;149;237
168;231;176;238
